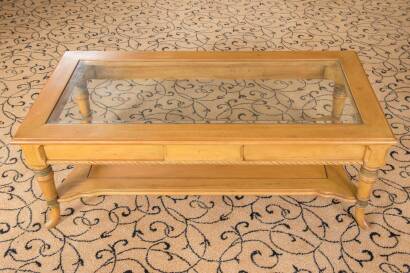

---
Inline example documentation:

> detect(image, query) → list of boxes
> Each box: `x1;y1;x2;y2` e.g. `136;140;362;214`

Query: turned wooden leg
354;166;378;229
35;165;60;229
332;86;347;123
73;86;92;123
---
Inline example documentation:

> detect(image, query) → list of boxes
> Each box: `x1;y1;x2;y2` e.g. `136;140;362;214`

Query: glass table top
48;60;361;124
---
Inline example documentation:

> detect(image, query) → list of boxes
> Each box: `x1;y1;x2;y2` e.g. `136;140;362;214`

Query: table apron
40;144;366;164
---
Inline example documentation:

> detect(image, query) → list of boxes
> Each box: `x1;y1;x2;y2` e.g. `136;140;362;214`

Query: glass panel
48;60;361;124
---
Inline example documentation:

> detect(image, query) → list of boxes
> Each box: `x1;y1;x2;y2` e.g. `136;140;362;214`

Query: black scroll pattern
0;0;409;272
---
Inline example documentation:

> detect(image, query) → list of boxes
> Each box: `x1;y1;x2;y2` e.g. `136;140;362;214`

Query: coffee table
12;51;396;229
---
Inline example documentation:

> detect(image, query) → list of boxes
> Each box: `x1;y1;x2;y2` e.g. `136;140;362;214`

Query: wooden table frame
12;51;396;229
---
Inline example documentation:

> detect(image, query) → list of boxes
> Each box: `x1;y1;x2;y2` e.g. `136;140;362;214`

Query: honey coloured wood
58;164;357;202
12;51;396;229
12;51;395;144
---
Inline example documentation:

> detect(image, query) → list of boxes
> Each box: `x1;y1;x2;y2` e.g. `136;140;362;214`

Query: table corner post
354;145;390;229
21;145;60;229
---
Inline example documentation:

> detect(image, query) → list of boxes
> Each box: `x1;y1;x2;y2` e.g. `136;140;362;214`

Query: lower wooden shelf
57;164;357;202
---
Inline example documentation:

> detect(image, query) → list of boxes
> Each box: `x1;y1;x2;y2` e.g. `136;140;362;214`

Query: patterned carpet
0;0;409;272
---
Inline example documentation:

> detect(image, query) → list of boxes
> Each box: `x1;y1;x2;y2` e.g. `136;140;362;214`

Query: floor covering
0;0;409;272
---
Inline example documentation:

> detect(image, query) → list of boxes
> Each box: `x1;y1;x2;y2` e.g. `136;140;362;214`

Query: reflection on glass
48;61;361;124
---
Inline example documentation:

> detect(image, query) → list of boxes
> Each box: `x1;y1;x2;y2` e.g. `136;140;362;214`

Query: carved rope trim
360;166;378;179
47;160;362;165
334;85;347;97
34;165;52;177
47;199;60;208
356;200;369;208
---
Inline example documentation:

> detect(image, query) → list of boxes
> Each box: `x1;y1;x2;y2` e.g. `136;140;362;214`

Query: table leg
354;145;391;229
354;166;379;229
73;86;92;123
35;165;60;229
332;86;347;123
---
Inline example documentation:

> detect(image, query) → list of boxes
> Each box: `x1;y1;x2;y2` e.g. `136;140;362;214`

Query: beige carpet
0;0;409;272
